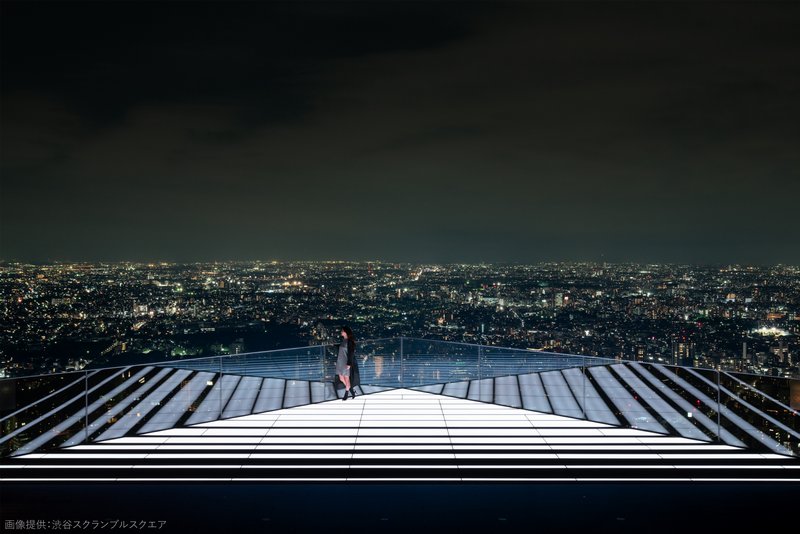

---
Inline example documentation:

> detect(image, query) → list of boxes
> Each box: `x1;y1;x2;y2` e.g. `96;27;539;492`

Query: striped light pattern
2;389;797;483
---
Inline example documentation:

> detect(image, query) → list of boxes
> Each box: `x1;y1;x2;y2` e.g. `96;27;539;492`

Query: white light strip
35;454;149;459
443;415;533;420
148;453;252;459
540;438;641;444
3;464;139;469
236;465;346;469
255;445;354;450
155;442;258;451
673;465;786;469
249;454;352;459
69;445;159;450
162;437;261;444
635;437;700;443
644;445;739;451
148;465;342;469
347;477;462;482
455;453;560;459
658;454;782;460
351;437;452;444
351;454;455;459
353;445;454;450
98;438;168;444
261;437;357;444
545;445;682;451
272;419;363;425
230;477;347;482
691;478;800;482
359;421;451;427
201;429;272;436
448;437;547;444
461;477;577;482
446;429;539;436
360;410;446;415
350;429;450;436
556;454;662;459
452;446;552;450
265;429;365;436
6;477;800;484
534;429;603;436
7;462;793;470
143;429;209;436
561;465;674;469
360;415;447;420
0;478;134;482
194;421;279;428
455;465;569;470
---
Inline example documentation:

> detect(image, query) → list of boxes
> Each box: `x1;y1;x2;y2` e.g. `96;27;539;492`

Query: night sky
1;1;798;265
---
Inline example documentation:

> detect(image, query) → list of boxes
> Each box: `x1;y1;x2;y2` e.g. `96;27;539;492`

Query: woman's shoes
342;388;358;401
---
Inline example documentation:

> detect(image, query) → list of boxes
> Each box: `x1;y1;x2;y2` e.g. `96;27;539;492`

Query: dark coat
332;341;360;389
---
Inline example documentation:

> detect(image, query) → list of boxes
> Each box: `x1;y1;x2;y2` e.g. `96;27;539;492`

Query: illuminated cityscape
2;0;799;530
2;261;797;379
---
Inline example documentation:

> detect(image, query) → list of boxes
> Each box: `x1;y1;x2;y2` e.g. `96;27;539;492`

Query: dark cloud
1;1;798;264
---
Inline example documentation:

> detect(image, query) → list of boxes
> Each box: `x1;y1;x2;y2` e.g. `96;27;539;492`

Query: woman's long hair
341;325;356;354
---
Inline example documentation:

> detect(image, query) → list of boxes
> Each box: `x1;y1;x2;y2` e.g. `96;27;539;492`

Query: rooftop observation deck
1;337;798;532
1;337;797;484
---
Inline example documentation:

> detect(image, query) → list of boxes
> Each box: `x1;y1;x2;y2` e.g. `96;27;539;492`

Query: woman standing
336;326;357;400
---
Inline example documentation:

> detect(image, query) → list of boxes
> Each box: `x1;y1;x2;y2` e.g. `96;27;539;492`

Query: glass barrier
1;371;90;457
1;337;797;459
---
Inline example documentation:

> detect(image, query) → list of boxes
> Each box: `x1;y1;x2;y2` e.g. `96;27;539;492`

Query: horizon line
1;259;798;269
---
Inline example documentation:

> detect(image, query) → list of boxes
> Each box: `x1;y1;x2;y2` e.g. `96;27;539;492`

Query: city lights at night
1;0;798;532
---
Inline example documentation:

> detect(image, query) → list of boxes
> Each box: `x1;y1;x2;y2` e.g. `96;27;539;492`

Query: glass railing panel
613;363;713;440
540;369;584;419
168;366;224;428
399;337;476;387
694;368;797;456
36;366;142;449
110;365;234;435
661;365;721;422
562;367;619;425
586;365;666;432
724;372;799;438
68;365;161;446
626;362;717;441
642;364;759;449
145;337;622;389
1;371;89;457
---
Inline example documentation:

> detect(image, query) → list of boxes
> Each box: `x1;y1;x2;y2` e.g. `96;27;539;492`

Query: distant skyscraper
672;339;693;366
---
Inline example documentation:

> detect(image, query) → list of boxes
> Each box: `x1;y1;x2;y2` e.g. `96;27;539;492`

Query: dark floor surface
1;482;795;533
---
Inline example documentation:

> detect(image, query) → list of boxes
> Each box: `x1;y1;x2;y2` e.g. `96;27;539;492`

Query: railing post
716;368;721;442
479;325;484;386
400;336;404;388
219;356;223;417
84;371;89;444
582;355;587;420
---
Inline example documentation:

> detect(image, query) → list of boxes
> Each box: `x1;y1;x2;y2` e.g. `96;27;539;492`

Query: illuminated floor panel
2;389;798;483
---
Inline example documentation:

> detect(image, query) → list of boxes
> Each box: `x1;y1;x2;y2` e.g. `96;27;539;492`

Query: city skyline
2;1;799;264
3;260;797;380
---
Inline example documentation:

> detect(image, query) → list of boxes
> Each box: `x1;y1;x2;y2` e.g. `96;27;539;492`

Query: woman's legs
339;374;351;399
